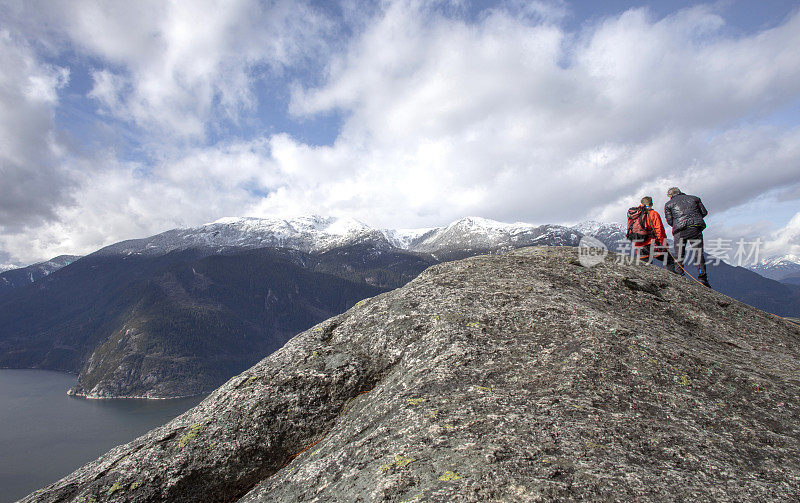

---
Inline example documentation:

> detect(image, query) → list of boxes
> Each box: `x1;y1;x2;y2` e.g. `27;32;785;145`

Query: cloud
9;0;332;140
0;30;72;232
0;0;334;262
262;3;800;232
2;1;800;264
0;139;289;262
762;211;800;258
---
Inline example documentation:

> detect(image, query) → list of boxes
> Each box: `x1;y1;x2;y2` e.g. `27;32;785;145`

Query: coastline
0;367;206;400
66;389;207;401
0;366;78;375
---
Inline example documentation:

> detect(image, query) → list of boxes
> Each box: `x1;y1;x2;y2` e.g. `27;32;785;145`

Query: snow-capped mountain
571;221;627;250
380;227;436;249
751;254;800;282
90;215;627;260
93;215;396;257
410;217;582;258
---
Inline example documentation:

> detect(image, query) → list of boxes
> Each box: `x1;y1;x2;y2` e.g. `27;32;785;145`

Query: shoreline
0;367;79;375
67;389;206;401
0;369;204;401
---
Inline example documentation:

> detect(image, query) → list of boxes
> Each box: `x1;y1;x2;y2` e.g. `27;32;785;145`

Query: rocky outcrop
22;247;800;501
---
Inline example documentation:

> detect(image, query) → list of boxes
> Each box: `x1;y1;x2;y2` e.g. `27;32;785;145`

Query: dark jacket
664;193;707;234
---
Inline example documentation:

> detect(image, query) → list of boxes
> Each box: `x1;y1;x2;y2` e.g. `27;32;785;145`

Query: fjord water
0;370;204;502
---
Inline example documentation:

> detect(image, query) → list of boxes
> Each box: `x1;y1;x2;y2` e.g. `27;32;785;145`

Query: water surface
0;369;204;502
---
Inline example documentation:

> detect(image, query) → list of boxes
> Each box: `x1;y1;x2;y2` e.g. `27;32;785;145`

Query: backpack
626;206;652;242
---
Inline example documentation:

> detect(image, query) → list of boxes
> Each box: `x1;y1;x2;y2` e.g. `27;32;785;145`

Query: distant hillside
24;247;800;502
0;246;433;398
0;255;80;297
780;272;800;286
707;261;800;318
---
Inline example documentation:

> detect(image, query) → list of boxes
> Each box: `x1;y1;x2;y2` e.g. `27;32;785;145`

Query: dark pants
636;243;678;274
673;227;707;279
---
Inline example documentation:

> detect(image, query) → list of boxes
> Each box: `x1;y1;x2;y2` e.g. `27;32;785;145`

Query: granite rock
23;247;800;502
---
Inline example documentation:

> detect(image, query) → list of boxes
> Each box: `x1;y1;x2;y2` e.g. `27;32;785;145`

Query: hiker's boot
698;274;710;287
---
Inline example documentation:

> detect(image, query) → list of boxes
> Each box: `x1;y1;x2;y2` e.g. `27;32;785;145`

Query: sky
1;0;799;267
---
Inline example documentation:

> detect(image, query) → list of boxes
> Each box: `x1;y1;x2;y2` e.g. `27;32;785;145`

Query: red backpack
626;206;653;242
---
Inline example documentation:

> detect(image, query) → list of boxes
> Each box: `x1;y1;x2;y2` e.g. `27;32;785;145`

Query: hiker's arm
698;200;708;217
664;204;673;227
652;212;667;245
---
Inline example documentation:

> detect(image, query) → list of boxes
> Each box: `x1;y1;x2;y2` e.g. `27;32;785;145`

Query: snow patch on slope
758;254;800;268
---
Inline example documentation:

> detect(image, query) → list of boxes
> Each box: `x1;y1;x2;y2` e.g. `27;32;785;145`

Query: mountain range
90;215;591;259
1;215;799;398
7;216;798;284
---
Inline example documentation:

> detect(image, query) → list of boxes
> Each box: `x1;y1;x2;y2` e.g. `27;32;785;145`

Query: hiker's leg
662;246;678;273
646;243;657;264
635;245;652;264
649;244;678;274
694;233;709;286
696;233;707;278
673;236;687;275
652;245;665;263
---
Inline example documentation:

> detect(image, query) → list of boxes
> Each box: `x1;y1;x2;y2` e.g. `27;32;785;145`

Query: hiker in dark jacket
664;187;710;287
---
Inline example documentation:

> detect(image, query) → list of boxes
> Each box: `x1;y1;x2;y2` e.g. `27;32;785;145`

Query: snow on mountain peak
381;227;436;249
208;216;248;225
750;253;800;281
572;220;625;234
205;215;369;237
450;216;515;230
319;216;371;236
758;254;800;268
99;215;382;257
571;220;601;235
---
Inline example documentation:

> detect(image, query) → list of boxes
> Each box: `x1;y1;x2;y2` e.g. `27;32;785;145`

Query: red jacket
634;206;668;248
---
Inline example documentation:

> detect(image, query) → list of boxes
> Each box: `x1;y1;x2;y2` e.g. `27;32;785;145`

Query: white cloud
0;29;72;231
760;211;800;259
11;0;331;139
3;1;800;264
0;141;286;261
263;3;800;231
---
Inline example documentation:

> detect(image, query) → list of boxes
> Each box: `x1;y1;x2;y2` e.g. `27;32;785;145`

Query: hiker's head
667;187;682;198
640;196;653;207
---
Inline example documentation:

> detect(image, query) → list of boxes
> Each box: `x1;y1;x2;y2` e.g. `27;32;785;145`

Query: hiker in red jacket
627;196;678;274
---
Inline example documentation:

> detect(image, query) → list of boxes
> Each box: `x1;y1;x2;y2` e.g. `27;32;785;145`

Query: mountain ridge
0;255;80;297
87;215;614;259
